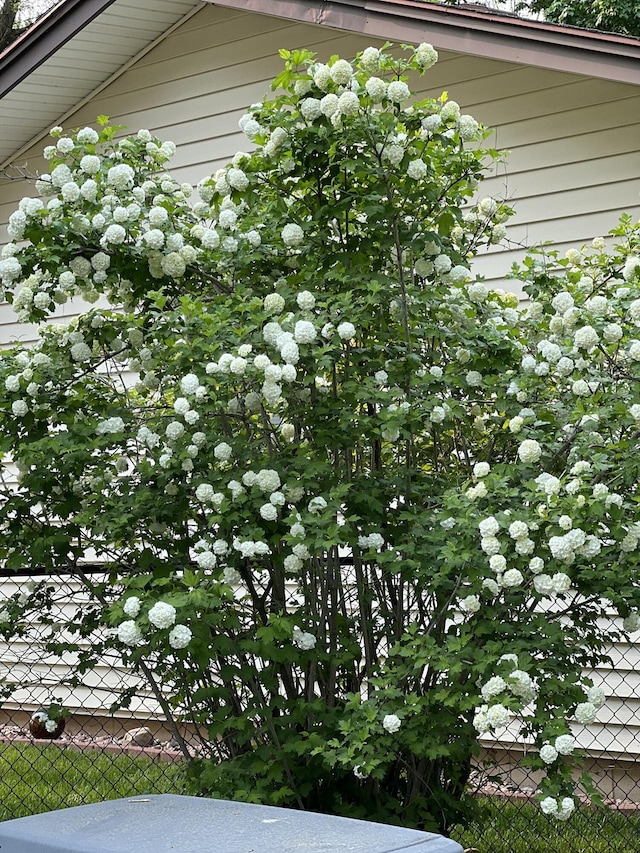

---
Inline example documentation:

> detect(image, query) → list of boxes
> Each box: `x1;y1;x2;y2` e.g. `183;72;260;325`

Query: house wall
1;3;640;759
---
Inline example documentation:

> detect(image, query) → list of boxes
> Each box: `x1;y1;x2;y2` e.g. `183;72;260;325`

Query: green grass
0;742;184;821
451;797;640;853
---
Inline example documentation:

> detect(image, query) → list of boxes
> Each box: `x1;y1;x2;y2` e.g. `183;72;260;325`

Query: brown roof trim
206;0;640;83
0;0;119;100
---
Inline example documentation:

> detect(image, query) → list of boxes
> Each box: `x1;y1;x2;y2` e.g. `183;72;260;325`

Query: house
1;0;640;787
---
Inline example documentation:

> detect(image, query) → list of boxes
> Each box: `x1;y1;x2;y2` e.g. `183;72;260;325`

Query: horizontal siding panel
493;152;640;200
81;29;367;110
504;123;640;174
498;98;639;148
132;10;292;67
457;80;639;128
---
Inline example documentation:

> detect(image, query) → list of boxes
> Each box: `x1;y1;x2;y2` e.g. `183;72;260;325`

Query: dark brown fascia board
207;0;640;84
0;0;119;100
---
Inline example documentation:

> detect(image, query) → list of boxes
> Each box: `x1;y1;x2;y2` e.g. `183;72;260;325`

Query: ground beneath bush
0;721;187;761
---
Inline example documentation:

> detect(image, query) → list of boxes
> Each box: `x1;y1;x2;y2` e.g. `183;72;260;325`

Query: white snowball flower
518;439;542;464
387;80;410;103
539;744;558;764
361;46;381;73
575;702;597;725
623;611;640;631
148;601;177;629
460;594;480;614
365;77;387;103
479;516;500;537
294;320;317;343
458;114;480;140
503;568;523;587
415;42;438;68
214;442;232;462
481;537;501;556
227;168;249;190
123;597;141;618
551;291;574;314
256;469;281;493
260;503;278;521
533;574;555;597
489;554;506;573
97;417;125;434
196;551;216;570
166;421;185;441
509;670;536;702
179;374;200;396
382;714;402;733
174;397;191;416
540;797;559;816
551;572;572;594
102;224;126;246
308;496;327;514
284;554;303;572
486;704;510;730
337;322;356;340
297;290;316;310
77;126;99;144
407;159;428;180
168;624;192;649
300;98;322;121
292;625;317;650
622;256;640;282
330;58;353;85
574;325;599;350
117;620;142;646
337;91;360;116
482;578;500;596
282;223;304;247
557;798;575;821
508;520;528;540
481;676;507;701
555;734;575;755
586;686;606;708
313;63;331;90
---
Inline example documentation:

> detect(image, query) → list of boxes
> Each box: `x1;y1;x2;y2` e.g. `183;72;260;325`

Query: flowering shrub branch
0;44;639;830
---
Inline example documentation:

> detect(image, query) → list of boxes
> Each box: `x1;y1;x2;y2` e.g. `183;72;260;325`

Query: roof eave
0;0;119;100
206;0;640;84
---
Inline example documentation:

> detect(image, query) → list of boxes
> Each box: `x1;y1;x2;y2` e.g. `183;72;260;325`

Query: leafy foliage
519;0;640;35
0;45;640;833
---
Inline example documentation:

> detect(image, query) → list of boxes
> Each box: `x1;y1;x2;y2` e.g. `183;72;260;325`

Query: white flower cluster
358;532;385;550
148;601;176;629
292;625;316;650
233;537;271;559
117;620;142;646
168;624;192;649
540;796;575;821
382;713;402;733
475;656;537;735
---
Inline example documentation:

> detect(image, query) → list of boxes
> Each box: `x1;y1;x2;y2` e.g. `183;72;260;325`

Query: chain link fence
1;572;639;850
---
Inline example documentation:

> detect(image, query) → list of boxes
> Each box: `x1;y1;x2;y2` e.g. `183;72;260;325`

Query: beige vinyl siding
0;576;162;720
1;3;640;750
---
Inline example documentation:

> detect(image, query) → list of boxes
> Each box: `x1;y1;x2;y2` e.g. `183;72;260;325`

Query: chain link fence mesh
1;573;639;850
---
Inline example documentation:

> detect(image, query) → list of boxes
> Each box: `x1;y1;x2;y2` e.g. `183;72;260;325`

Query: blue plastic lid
0;794;462;853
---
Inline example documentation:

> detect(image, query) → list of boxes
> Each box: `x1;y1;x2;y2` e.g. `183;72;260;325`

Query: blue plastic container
0;794;463;852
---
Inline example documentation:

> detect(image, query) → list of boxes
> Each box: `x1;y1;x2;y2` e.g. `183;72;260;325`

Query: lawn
451;797;640;853
0;742;184;821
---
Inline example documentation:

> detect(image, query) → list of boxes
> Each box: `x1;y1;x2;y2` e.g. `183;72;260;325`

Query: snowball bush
0;45;639;831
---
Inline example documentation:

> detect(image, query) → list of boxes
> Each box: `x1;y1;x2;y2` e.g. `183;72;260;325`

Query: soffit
0;0;202;168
